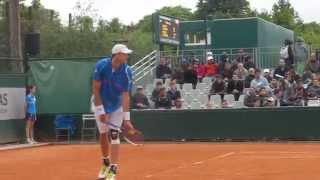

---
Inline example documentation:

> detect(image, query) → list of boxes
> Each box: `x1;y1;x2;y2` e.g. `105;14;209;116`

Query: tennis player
93;44;135;180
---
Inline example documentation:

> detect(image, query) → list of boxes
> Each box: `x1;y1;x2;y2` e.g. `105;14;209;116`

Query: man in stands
274;59;289;79
184;64;198;89
250;69;270;90
205;56;219;78
233;63;248;80
209;74;226;100
227;74;244;101
244;56;255;70
244;68;255;88
131;86;150;109
305;53;320;74
156;58;172;82
154;87;171;109
263;69;272;83
151;81;163;102
167;80;182;107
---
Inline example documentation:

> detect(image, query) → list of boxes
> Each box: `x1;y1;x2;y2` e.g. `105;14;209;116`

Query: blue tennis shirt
93;58;133;113
26;94;36;114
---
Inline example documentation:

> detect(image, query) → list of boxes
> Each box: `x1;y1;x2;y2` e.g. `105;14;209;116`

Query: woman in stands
25;85;37;144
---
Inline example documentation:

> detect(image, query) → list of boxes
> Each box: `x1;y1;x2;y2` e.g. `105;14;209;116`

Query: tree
194;0;253;19
272;0;297;29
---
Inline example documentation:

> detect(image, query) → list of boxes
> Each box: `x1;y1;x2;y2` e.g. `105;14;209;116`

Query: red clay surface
1;143;320;180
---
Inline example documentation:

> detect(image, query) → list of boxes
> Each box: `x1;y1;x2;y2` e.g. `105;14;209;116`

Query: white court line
239;151;309;154
145;152;235;179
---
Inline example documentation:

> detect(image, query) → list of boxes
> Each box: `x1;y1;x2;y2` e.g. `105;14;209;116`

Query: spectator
154;87;171;109
219;52;229;75
270;78;282;100
244;56;255;70
172;98;184;110
280;78;303;106
151;81;163;102
274;59;289;79
306;78;320;99
223;62;233;79
305;53;320;74
235;49;247;63
131;86;150;109
195;61;206;83
209;75;226;100
280;39;294;66
167;80;182;107
184;64;198;89
233;63;248;80
156;58;172;81
263;69;272;83
244;88;259;107
227;74;244;101
302;69;313;84
244;68;255;88
250;69;270;90
172;67;184;89
257;87;275;107
205;56;219;77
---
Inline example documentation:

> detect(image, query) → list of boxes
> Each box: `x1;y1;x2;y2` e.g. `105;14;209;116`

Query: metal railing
160;47;282;69
132;50;158;84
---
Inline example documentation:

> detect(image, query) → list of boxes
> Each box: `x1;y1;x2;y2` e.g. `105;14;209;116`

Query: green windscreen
28;60;97;114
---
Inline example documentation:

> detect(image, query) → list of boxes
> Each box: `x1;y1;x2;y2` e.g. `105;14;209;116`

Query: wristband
124;112;130;121
94;105;106;116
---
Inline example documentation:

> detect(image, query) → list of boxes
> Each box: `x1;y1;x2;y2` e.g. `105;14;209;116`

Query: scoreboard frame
153;13;180;46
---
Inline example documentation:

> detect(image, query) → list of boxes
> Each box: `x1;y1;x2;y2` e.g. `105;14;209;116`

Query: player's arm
123;92;134;130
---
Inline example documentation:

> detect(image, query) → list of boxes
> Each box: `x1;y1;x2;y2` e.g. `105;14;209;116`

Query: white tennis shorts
95;107;123;134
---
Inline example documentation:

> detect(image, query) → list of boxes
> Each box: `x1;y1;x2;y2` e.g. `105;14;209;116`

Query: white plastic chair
211;95;222;108
224;94;235;106
183;83;193;91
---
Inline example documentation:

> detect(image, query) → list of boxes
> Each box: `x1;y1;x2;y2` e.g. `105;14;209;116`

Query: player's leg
25;119;31;144
30;117;36;143
106;107;123;180
96;116;111;179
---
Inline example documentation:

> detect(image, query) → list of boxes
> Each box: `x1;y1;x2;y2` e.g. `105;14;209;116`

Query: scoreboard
158;15;180;45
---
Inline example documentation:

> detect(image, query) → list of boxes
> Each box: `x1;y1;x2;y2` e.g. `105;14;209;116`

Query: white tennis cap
112;44;133;54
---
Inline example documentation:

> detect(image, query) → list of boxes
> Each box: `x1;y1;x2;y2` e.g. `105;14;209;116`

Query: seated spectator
154;87;171;109
244;56;255;70
184;64;198;89
205;56;219;77
302;69;313;84
263;69;272;83
195;61;206;83
209;75;226;100
227;74;244;101
156;58;172;81
244;68;255;88
244;88;259;107
305;53;320;74
280;77;303;106
250;69;270;90
131;86;150;109
172;98;184;110
274;59;288;79
257;87;275;107
233;63;248;80
151;81;163;102
306;78;320;99
167;80;182;107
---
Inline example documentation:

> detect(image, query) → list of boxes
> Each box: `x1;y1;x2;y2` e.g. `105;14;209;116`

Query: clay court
1;143;320;180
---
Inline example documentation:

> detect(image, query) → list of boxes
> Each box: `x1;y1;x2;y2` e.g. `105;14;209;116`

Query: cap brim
123;49;133;54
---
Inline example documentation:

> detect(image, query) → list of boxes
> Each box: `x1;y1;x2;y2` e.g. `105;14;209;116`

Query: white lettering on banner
0;88;25;120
